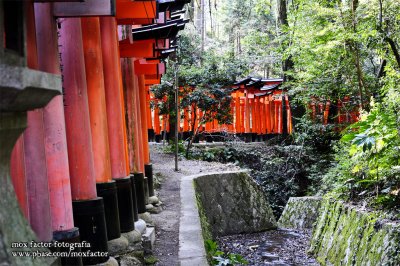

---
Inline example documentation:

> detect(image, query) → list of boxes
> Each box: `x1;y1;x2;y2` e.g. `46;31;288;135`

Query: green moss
310;200;400;265
193;180;213;264
144;255;159;265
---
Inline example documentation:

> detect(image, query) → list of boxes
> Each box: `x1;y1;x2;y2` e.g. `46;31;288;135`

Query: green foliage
205;240;248;266
191;142;333;217
324;97;400;210
163;140;186;155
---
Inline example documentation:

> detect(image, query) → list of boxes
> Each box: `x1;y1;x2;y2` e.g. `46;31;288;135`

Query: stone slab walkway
179;174;208;266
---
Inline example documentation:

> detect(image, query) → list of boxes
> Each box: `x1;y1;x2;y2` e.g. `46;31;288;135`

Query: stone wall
278;196;322;229
194;171;277;237
309;199;400;266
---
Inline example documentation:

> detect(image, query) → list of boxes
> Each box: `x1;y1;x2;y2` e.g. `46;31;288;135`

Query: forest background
153;0;400;217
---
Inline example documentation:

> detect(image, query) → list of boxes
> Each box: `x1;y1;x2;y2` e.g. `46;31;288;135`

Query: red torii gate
6;0;188;264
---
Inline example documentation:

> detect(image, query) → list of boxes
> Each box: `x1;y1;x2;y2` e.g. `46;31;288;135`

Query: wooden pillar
260;97;265;134
82;17;112;184
138;75;150;165
23;3;52;242
183;107;189;132
101;20;135;230
10;137;28;218
154;101;161;135
240;100;245;133
59;18;108;264
146;86;153;130
133;72;145;172
34;4;78;248
100;17;130;178
287;95;293;133
245;90;250;133
235;91;240;133
254;97;260;135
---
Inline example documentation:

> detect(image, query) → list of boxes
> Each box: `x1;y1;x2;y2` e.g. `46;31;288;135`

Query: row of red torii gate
145;77;362;143
1;0;190;265
148;77;294;143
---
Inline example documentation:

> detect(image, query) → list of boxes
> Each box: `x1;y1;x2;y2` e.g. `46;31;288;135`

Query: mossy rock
278;196;322;229
309;199;400;265
194;171;277;237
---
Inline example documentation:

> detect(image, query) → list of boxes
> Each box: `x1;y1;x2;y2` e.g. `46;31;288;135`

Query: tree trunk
277;0;294;81
186;107;197;158
385;37;400;69
200;0;205;53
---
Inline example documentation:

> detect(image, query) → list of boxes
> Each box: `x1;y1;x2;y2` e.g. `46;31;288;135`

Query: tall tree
277;0;294;81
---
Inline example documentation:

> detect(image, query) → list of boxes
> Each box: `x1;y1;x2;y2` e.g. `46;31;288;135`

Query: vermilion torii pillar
10;138;28;218
20;2;53;242
121;55;146;217
100;17;135;234
81;17;124;243
59;18;109;265
34;4;81;265
138;75;156;197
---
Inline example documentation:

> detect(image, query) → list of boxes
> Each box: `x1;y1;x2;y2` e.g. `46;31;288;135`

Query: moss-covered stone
278;196;322;229
194;171;277;237
309;199;400;265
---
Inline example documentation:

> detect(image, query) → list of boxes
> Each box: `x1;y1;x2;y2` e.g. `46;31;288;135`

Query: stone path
179;173;207;265
150;144;240;265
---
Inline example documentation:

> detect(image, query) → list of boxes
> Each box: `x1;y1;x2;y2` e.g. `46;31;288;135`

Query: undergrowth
190;124;337;218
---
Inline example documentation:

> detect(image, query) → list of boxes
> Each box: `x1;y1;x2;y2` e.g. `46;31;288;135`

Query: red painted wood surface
121;56;144;173
245;90;250;133
10;137;29;219
133;72;145;172
116;0;157;24
59;18;97;200
154;101;161;135
24;2;53;241
100;17;130;178
119;39;155;58
24;109;53;241
35;3;75;232
146;86;153;130
138;75;150;164
82;17;112;184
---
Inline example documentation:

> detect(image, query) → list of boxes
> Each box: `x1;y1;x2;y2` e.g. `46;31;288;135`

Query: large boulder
194;170;277;237
278;196;322;229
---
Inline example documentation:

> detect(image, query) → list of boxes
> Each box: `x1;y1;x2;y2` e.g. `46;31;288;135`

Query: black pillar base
96;181;121;241
72;198;108;265
244;133;252;143
214;132;222;142
132;172;146;214
144;164;154;197
129;174;139;222
148;129;155;142
144;176;149;205
155;134;162;143
113;177;135;233
182;131;190;141
53;227;83;266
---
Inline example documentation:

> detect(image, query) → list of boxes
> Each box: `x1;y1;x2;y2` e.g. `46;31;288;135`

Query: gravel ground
149;143;318;266
217;229;319;266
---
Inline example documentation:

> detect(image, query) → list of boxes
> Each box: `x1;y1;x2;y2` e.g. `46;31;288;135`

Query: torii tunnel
0;0;189;265
148;77;294;143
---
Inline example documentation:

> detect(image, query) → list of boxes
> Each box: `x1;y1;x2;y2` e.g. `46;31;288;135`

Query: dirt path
150;144;240;266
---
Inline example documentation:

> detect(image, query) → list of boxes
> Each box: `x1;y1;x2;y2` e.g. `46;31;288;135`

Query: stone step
142;227;156;253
